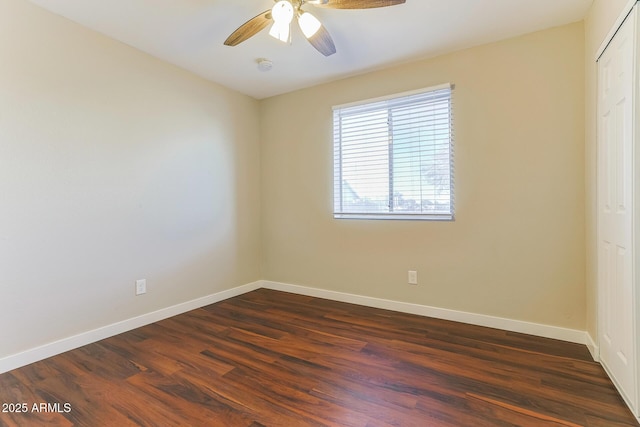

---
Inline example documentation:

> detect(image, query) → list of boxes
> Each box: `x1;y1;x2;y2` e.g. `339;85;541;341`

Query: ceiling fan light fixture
269;1;294;43
271;1;294;25
298;12;321;38
269;22;291;43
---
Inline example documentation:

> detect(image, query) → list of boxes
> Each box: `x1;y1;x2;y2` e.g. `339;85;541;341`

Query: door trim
596;0;638;61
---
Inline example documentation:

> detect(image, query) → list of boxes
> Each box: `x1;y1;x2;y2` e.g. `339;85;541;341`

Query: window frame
332;83;455;221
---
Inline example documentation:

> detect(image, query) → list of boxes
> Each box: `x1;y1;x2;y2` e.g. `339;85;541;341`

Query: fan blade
304;21;336;56
224;10;272;46
309;0;405;8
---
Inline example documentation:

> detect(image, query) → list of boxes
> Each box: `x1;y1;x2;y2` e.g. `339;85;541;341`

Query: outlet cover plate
135;279;147;295
408;271;418;285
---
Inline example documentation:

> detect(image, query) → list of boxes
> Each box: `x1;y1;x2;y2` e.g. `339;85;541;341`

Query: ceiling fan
223;0;406;57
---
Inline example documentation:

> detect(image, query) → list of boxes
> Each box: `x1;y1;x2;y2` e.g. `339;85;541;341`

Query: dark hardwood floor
0;289;637;426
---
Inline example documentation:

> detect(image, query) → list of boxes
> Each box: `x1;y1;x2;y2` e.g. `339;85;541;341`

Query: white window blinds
333;84;454;220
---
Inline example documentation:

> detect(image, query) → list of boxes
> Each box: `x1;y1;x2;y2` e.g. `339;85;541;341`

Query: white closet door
597;6;637;408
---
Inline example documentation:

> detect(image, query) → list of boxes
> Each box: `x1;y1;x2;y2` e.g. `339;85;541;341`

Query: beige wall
584;0;633;341
0;0;261;358
1;0;593;362
261;22;586;330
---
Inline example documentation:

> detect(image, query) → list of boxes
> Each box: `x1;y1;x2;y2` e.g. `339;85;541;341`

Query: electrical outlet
135;279;147;296
408;270;418;285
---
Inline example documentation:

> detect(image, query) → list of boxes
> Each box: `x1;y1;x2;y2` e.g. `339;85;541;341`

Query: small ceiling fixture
257;58;273;71
224;0;406;57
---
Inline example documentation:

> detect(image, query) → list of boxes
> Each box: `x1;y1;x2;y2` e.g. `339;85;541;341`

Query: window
333;84;454;220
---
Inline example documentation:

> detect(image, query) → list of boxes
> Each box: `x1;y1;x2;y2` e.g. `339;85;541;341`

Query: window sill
333;213;454;221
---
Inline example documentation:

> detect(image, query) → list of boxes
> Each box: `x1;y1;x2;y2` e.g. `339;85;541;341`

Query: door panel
597;6;636;407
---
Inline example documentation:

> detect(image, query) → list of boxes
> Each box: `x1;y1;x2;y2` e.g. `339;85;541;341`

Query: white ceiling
28;0;593;99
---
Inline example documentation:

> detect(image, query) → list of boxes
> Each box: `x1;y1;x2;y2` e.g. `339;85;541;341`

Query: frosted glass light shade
271;1;294;24
269;1;293;43
269;22;291;43
299;12;321;38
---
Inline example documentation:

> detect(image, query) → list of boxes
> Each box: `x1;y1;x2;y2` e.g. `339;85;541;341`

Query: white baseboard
0;281;262;374
0;279;593;375
260;280;590;346
585;332;599;362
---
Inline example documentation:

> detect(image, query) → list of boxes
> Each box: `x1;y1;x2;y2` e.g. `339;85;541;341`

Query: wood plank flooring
0;289;637;426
